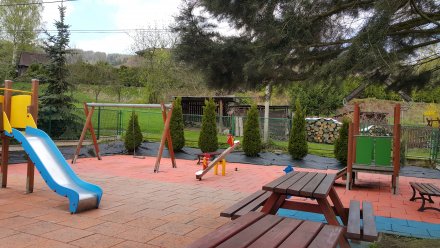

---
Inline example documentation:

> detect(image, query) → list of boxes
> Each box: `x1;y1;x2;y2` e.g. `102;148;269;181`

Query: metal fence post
119;110;123;136
97;107;101;140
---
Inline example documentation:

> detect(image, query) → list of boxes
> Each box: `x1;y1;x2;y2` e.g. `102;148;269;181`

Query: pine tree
198;98;218;152
39;5;78;138
334;118;349;165
170;97;185;151
288;100;308;159
124;112;143;153
243;105;261;156
173;1;439;92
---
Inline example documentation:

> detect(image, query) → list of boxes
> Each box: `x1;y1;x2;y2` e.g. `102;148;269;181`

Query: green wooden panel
375;136;392;166
355;136;374;165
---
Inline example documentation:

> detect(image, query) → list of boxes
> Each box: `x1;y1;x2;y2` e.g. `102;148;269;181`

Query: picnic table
262;172;347;224
187;211;345;248
261;171;350;247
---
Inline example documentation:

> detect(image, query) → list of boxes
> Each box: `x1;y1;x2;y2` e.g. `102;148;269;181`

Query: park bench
220;190;271;219
346;200;378;242
187;212;345;248
409;182;440;212
196;151;221;164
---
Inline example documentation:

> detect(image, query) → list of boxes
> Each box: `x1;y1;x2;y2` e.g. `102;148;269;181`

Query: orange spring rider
202;153;211;170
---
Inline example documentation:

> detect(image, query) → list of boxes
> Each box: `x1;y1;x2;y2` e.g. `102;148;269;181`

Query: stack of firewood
305;118;342;144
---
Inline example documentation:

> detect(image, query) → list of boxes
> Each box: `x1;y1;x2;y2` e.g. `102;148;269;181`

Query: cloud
41;0;181;54
41;1;75;29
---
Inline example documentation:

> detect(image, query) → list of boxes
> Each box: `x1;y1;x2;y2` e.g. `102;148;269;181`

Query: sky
41;0;182;54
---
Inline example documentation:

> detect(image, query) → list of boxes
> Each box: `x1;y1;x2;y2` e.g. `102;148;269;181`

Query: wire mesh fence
38;109;439;163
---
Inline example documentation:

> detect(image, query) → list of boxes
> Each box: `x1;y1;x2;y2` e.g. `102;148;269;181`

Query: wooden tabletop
263;171;336;199
187;212;344;248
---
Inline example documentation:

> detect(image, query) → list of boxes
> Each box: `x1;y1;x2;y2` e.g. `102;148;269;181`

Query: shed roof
18;52;49;66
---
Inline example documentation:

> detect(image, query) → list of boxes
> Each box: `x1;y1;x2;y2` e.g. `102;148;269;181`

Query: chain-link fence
38;109;439;163
39;108;165;141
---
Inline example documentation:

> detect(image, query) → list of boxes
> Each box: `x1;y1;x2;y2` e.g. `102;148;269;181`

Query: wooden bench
187;212;345;248
220;190;272;219
409;182;440;212
196;151;221;164
347;200;378;242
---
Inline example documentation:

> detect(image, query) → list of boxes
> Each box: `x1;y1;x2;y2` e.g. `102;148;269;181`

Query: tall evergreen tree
124;112;143;153
39;5;77;138
288;100;308;160
198;98;218;152
173;1;440;92
170;97;185;151
334;119;350;165
242;105;261;156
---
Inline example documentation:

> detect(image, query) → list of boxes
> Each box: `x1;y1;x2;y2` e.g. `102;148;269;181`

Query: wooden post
72;106;95;164
83;103;101;160
1;80;12;188
352;103;360;163
160;103;176;168
346;123;354;190
392;104;401;194
218;99;223;132
154;104;174;172
26;79;39;193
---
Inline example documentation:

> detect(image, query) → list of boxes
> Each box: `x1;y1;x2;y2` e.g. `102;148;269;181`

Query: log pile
305;118;342;144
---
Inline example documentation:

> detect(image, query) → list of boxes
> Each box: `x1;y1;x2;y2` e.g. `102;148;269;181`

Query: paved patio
0;155;439;247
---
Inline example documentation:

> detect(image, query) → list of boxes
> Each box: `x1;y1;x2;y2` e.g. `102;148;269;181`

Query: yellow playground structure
424;103;440;128
0;79;39;192
0;80;103;213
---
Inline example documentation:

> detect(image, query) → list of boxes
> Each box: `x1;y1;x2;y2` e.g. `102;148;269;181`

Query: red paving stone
0;155;439;247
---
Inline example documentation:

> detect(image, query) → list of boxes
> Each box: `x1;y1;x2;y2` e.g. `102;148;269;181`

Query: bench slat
424;183;440;196
287;173;318;196
308;224;344;248
301;173;326;197
247;218;303;248
233;191;272;218
273;172;306;194
362;201;378;241
410;182;425;193
313;174;336;198
263;172;298;191
216;215;283;248
220;190;267;218
187;212;265;248
418;183;435;195
347;200;361;240
278;221;324;248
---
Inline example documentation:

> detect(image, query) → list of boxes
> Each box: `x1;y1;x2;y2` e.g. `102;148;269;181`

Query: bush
288;99;308;159
334;118;349;165
243;105;261;156
124;112;143;153
198;98;218;152
170;97;185;151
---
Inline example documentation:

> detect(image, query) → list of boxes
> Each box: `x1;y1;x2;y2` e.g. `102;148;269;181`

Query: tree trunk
263;81;272;143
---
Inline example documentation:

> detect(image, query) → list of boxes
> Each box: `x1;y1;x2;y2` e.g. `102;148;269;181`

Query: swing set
72;102;176;172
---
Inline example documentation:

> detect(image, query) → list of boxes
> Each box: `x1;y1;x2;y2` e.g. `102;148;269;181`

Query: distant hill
68;49;138;67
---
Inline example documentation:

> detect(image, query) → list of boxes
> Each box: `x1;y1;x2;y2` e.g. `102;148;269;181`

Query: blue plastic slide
11;127;102;213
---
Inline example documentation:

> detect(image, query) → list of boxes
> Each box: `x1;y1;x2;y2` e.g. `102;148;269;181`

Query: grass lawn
370;234;440;248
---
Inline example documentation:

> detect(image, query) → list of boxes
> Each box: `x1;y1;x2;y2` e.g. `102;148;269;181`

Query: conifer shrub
243;105;261;156
170;97;185;151
124;112;143;153
198;98;218;152
288;99;308;159
334;118;349;165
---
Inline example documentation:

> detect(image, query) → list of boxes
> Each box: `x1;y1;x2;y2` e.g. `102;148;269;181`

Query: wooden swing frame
72;102;176;173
